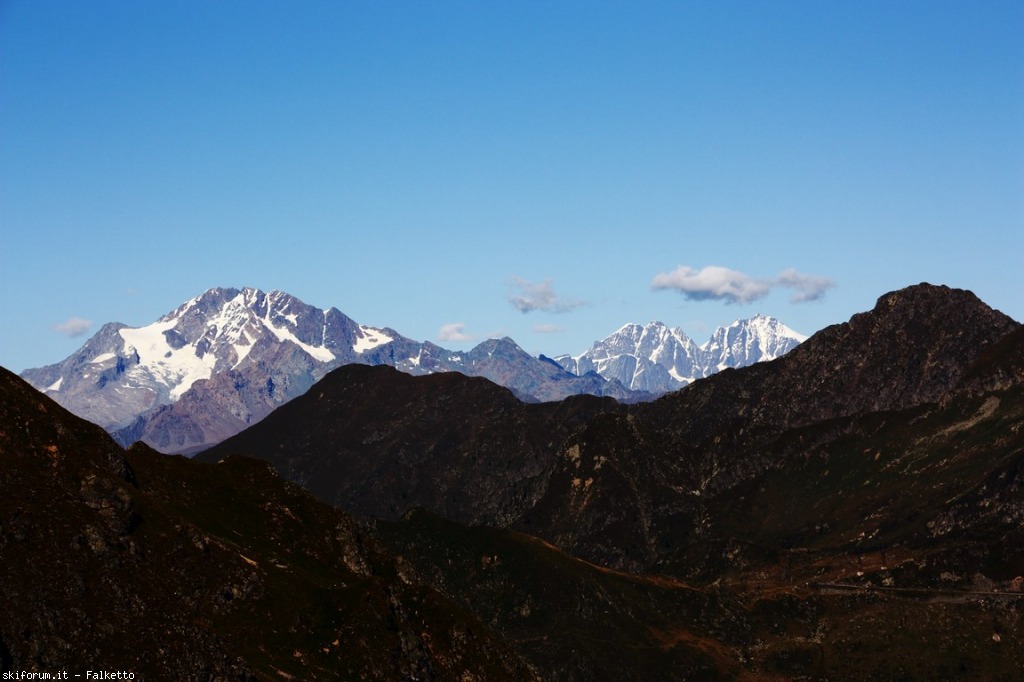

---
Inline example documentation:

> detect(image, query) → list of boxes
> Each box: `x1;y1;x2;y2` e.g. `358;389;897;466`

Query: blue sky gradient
2;1;1022;372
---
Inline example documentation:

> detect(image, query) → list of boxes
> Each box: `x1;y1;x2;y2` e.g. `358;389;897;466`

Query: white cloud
52;317;93;338
652;265;834;304
532;323;564;334
651;266;771;304
437;322;474;342
776;268;835;302
509;277;584;313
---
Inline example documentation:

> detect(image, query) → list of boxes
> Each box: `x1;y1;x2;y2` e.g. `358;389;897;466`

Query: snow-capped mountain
22;287;637;453
701;314;807;371
21;288;408;432
554;315;806;394
555;322;705;394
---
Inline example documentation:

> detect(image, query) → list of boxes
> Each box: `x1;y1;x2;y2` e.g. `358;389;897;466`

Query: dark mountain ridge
203;283;1021;568
0;366;785;680
204;363;622;524
0;365;544;679
6;282;1024;679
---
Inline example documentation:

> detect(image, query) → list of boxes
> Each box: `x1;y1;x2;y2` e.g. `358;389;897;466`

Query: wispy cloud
437;322;474;342
52;316;93;338
509;277;584;314
776;268;835;302
652;265;834;304
532;323;564;334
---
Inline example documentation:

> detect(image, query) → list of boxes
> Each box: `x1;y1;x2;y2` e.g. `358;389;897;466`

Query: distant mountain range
202;283;1023;571
554;315;806;393
5;282;1024;678
21;286;804;453
194;282;1022;677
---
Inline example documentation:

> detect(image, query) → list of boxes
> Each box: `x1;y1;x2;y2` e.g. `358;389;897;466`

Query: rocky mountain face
0;366;790;681
0;367;539;679
22;287;637;454
200;283;1024;678
554;314;805;394
208;283;1020;566
7;282;1024;679
201;363;623;524
394;337;642;404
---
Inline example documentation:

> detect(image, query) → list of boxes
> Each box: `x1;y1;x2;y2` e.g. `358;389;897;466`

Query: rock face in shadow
0;367;536;680
206;363;622;524
196;283;1024;679
8;282;1024;680
204;283;1021;567
0;366;765;681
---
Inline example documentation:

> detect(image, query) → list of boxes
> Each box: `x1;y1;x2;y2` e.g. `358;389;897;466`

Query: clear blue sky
2;1;1022;373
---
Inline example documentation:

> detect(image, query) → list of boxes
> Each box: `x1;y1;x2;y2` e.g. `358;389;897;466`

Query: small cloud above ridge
509;277;585;314
776;268;835;302
437;322;474;342
52;317;93;338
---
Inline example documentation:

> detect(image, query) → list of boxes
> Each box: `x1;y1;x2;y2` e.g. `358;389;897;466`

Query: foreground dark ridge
6;283;1024;679
0;366;543;679
203;283;1021;570
0;366;802;681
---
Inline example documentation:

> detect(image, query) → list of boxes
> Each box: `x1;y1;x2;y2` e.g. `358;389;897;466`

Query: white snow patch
667;367;691;384
283;313;298;326
46;377;63;392
119;320;218;400
89;352;116;364
265;319;335;362
352;325;393;353
231;332;254;368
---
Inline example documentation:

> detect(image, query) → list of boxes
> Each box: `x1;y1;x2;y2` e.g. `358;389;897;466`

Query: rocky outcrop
203;284;1022;572
0;367;536;679
6;281;1024;680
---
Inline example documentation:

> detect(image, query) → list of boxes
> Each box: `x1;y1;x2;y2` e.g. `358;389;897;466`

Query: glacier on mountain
21;287;806;454
554;315;805;394
21;286;638;454
20;287;398;437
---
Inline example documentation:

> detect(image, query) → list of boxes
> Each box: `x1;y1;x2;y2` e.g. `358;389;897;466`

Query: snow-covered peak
554;321;703;394
353;325;393;353
115;287;344;403
24;287;404;430
700;315;806;369
581;321;694;358
556;315;806;394
21;287;644;453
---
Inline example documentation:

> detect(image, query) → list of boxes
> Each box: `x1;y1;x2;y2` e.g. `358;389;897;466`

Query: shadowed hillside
6;284;1024;680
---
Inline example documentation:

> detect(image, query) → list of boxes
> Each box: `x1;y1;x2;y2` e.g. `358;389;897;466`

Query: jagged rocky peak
701;313;806;371
604;321;697;356
556;315;806;395
682;282;1023;431
18;286;390;435
21;286;642;454
158;286;343;360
